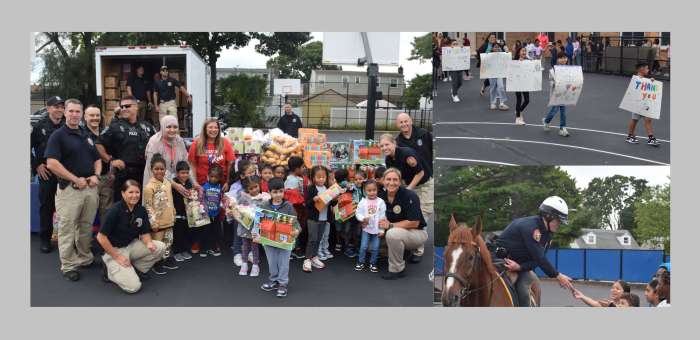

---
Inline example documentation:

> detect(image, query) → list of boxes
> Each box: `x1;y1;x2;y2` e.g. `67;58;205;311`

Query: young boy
260;164;274;192
199;165;225;257
626;62;661;147
273;165;287;180
543;51;572;137
171;161;194;262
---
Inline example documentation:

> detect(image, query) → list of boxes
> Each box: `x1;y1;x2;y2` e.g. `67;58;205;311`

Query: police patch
135;218;143;228
293;118;297;123
393;205;402;214
417;139;423;146
119;125;125;133
533;229;541;242
86;137;94;146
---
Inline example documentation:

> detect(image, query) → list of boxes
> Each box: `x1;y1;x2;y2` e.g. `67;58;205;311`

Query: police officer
495;196;575;306
31;96;65;253
45;99;102;281
395;113;433;173
277;103;303;138
153;65;191;124
82;105;114;225
96;96;156;202
126;65;153;122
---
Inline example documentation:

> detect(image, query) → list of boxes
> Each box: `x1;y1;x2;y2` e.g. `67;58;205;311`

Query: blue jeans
544;105;567;128
489;78;507;105
358;231;380;265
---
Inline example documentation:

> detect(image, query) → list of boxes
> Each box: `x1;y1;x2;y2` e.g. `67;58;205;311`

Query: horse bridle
445;244;506;302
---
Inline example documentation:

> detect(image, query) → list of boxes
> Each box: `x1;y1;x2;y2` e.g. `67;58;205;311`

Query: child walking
354;180;387;273
143;154;178;274
303;165;331;272
543;51;571;137
236;176;270;276
259;178;301;298
489;43;509;111
171;161;194;262
514;47;530;125
626;62;661;146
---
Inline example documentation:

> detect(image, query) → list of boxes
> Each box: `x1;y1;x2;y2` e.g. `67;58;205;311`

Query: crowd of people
31;94;433;298
572;264;671;307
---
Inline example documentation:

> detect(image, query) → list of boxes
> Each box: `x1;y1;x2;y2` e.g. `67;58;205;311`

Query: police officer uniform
44;123;101;277
127;73;151;121
153;66;181;120
396;125;433;173
97;118;155;202
83;125;113;225
277;111;303;138
384;146;434;218
99;200;165;293
30;96;64;251
379;186;428;277
496;216;558;306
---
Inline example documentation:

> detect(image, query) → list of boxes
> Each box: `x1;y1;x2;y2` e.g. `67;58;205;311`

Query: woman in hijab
143;115;191;196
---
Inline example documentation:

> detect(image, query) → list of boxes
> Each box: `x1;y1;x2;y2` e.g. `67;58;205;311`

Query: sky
31;32;432;83
559;166;670;190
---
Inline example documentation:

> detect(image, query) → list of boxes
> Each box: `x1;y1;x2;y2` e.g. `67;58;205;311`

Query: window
390;78;398;88
622;236;630;245
622;32;645;46
547;32;555;44
661;32;670;46
355;76;361;84
586;234;596;245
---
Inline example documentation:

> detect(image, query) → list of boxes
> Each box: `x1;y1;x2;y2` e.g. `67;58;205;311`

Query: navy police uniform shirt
277;113;303;138
99;200;152;248
396;125;433;173
385;146;432;186
379;186;426;230
127;74;150;101
44;125;99;179
496;215;558;278
153;77;181;102
30;116;64;172
97;119;155;167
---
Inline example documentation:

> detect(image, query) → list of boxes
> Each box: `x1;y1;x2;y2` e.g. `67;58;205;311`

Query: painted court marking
436;157;517;166
435;136;669;165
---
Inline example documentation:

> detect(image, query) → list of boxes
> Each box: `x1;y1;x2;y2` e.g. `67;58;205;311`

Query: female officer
378;168;428;280
96;180;165;293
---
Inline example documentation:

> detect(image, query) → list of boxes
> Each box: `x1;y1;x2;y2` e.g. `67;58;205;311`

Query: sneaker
559;127;570;137
499;103;510;111
162;257;179;270
370;264;379;273
248;252;254;263
490;103;497;110
239;263;249;276
292;249;305;259
233;253;243;266
318;253;328;261
136;270;150;281
151;263;167;275
173;253;185;262
311;257;325;269
442;77;449;83
466;75;473;80
647;137;660;147
626;136;640;144
181;251;192;260
335;244;342;252
515;117;525;125
381;270;406;280
303;259;312;272
276;285;288;298
452;95;461;103
190;242;200;254
199;251;208;258
250;264;260;277
101;262;110;283
209;249;222;257
261;281;279;291
63;270;80;282
542;118;550;131
355;262;365;271
344;248;357;258
325;252;334;259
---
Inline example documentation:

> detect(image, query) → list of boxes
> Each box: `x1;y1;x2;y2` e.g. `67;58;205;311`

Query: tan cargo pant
55;185;98;273
385;227;428;273
97;174;114;226
102;239;165;293
409;177;434;257
158;100;178;122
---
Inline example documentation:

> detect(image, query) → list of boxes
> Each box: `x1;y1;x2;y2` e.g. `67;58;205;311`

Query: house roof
300;89;356;103
572;229;640;249
311;69;404;78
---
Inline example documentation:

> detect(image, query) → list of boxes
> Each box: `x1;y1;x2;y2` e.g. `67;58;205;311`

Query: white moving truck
94;45;210;137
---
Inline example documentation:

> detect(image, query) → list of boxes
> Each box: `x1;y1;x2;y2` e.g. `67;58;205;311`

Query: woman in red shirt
188;118;236;191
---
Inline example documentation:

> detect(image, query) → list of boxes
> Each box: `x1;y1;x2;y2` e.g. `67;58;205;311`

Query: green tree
403;74;433;110
634;183;670;253
408;33;433;63
266;41;339;81
581;175;648;230
217;74;268;128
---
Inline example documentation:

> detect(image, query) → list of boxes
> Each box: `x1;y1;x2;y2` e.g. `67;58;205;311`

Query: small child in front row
303;165;332;272
143;154;177;274
374;166;387;193
332;168;354;258
625;62;660;147
236;176;270;277
259;178;300;298
543;51;571;137
354;179;386;273
199;165;225;257
228;160;255;266
171;161;194;262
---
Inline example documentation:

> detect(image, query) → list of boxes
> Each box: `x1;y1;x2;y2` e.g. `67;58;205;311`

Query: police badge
393;205;401;214
533;228;542;242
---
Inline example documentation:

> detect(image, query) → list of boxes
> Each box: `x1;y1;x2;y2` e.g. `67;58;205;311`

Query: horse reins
445;244;507;303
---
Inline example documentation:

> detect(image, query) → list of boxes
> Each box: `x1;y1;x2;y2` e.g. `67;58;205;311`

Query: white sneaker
499;103;510;111
443;77;449;83
559;127;570;137
542;118;550;131
250;264;260;277
303;259;312;272
490;104;497;110
311;257;326;269
325;252;334;259
173;253;185;262
248;252;254;263
452;95;460;103
318;253;328;261
520;115;526;125
181;251;192;260
239;263;248;276
233;253;243;267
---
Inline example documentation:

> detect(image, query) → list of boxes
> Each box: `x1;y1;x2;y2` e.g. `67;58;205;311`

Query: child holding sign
543;52;571;137
625;62;661;147
488;43;509;111
514;47;530;125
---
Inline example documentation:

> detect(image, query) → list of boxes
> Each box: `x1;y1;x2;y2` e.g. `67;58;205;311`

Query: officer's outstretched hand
557;273;574;290
504;258;521;272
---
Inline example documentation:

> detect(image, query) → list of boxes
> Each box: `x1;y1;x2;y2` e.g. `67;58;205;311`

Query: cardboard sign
619;75;663;119
441;47;470;71
548;66;584;106
479;52;511;79
506;60;543;92
252;208;299;250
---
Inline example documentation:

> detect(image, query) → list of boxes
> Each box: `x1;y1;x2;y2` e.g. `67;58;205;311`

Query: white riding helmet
539;196;569;225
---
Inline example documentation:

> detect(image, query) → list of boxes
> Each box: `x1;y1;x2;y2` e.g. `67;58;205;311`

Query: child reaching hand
354;180;387;273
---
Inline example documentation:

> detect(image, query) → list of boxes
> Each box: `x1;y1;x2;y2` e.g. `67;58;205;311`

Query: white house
569;229;641;250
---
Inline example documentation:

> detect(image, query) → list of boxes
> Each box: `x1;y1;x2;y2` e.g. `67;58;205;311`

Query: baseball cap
46;96;65;107
160;65;168;70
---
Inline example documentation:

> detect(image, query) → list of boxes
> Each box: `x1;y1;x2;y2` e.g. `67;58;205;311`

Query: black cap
160;65;168;70
46;96;64;107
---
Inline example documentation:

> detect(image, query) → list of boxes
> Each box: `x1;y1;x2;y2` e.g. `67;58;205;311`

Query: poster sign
441;47;470;71
619;75;663;119
329;142;352;165
548;65;584;106
506;60;543;92
479;52;511;79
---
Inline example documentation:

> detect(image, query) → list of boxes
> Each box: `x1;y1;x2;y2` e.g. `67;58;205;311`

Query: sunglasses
120;104;134;109
165;125;178;128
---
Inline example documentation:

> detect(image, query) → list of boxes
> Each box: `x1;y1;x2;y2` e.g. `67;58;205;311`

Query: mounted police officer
95;96;155;202
495;196;575;306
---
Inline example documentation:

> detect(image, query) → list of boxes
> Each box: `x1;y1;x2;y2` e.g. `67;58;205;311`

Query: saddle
486;234;521;307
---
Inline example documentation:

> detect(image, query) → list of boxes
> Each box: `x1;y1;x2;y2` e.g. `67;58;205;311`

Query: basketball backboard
273;79;302;96
322;32;400;66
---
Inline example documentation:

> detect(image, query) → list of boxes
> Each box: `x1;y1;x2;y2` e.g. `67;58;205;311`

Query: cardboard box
352;140;383;165
104;88;119;100
104;75;118;88
104;99;120;114
304;150;331;169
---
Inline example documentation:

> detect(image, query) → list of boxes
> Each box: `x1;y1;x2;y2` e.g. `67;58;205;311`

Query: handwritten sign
506;60;543;92
548;66;584;106
442;47;470;71
480;52;511;79
619;75;663;119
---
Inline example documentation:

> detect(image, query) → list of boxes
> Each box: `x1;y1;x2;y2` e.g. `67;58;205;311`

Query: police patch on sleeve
417;139;423;146
86;137;94;146
533;229;541;242
134;218;143;228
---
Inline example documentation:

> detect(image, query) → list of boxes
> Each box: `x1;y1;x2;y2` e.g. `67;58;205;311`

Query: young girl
488;43;509;111
143;154;177;274
284;156;307;260
228;160;255;266
644;278;661;307
303;165;331;272
543;51;571;137
354;180;386;273
259;178;300;298
199;165;225;257
260;164;274;192
514;47;530;125
572;280;630;307
332;168;354;258
273;165;287;181
236;176;270;277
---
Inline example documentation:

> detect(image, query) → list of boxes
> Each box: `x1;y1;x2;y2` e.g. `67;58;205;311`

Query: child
626;62;661;146
488;43;509;111
617;293;640;307
572;280;630;307
514;47;530;125
273;164;287;180
228;160;255;266
259;178;300;298
374;166;387;193
199;165;225;257
543;52;571;137
171;161;194;262
260;164;274;192
303;165;331;272
332;168;355;258
644;278;661;307
354;180;387;273
284;156;307;259
353;170;366;203
236;176;270;277
143;154;177;274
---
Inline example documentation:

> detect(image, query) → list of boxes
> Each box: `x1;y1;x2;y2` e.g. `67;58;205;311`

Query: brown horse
441;215;540;307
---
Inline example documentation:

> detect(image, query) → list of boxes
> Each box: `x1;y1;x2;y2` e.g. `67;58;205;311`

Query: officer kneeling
96;179;165;293
495;196;575;306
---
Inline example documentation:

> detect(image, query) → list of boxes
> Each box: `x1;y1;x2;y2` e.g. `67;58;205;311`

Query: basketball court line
435;157;518;166
435;136;669;165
